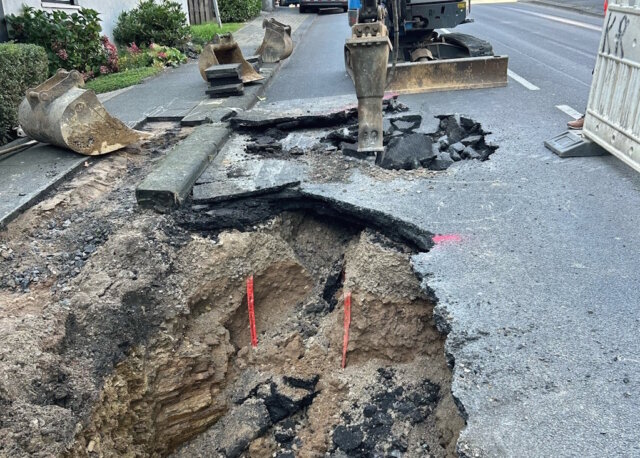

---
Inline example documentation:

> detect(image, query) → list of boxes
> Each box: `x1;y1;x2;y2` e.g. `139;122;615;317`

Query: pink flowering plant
7;7;111;77
100;36;119;74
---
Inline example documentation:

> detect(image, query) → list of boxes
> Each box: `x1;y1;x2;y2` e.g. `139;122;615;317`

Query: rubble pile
235;103;497;172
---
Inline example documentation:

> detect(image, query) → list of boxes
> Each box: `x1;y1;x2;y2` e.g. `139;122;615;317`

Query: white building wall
1;0;190;41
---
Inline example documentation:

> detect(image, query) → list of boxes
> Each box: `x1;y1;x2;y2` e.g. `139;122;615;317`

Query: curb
134;67;276;211
136;124;230;210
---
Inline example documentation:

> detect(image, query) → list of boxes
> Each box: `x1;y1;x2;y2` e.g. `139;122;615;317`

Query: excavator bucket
198;33;264;83
256;18;293;63
18;69;150;156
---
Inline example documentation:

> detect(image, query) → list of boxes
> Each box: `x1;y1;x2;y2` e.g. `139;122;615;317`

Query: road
521;0;607;16
262;3;640;457
268;2;603;108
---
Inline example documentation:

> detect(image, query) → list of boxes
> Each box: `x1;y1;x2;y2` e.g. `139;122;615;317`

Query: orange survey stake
341;291;352;368
247;276;258;348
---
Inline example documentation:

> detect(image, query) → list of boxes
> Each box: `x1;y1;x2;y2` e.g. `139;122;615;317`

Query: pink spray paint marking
432;234;463;244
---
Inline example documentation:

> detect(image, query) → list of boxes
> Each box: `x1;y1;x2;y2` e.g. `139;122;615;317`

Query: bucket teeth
18;69;151;156
198;33;265;83
256;18;294;63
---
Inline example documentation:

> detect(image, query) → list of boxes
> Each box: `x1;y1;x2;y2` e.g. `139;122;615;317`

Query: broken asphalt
185;8;640;455
2;4;639;457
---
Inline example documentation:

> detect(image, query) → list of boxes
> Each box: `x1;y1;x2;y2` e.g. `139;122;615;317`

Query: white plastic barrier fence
584;0;640;172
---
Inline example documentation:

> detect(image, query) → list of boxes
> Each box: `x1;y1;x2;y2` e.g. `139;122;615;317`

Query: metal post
212;0;222;27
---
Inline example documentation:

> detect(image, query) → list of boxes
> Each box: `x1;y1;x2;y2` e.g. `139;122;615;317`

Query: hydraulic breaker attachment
198;33;264;83
256;18;294;63
18;69;150;156
344;22;391;154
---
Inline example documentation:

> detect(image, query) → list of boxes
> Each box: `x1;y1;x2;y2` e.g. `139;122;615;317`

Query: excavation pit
65;211;463;457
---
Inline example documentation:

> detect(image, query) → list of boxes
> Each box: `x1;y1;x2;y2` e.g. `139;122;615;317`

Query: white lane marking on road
507;69;540;90
504;8;602;32
556;105;583;119
489;35;592;87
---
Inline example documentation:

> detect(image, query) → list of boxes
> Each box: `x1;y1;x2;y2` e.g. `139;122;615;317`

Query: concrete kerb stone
136;124;230;210
137;65;280;211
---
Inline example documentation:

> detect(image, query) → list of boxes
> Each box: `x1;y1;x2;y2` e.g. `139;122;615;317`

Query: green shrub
189;21;244;45
0;43;48;145
148;44;187;67
119;43;155;70
119;43;186;70
114;0;189;48
6;7;108;77
218;0;261;22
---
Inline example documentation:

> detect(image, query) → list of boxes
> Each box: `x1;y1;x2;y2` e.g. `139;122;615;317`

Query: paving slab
192;136;306;204
102;62;207;128
0;144;85;227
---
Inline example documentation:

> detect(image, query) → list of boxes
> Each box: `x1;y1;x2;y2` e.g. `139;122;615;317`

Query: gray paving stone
0;144;85;226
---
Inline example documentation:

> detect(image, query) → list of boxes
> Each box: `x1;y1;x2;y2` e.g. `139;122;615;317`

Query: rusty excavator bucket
256;18;293;63
198;33;264;83
344;22;391;155
18;70;150;156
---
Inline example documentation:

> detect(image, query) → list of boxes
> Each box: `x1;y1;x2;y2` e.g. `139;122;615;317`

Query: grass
85;67;162;94
190;22;244;43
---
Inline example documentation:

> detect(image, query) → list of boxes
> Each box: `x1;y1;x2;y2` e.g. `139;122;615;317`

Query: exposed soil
0;120;464;457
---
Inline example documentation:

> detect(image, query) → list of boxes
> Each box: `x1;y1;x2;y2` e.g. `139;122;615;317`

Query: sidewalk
0;8;312;227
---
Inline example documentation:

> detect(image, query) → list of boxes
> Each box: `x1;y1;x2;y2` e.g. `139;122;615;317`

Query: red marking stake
341;291;352;369
246;276;258;348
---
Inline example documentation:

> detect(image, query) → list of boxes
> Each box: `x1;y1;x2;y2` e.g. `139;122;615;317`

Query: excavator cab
390;0;469;35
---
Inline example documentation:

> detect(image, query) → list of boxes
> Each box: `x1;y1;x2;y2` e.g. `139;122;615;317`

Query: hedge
218;0;261;22
0;43;48;146
114;0;189;47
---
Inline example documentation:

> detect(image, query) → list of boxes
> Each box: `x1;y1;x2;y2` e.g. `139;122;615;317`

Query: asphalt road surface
263;3;640;457
267;2;603;108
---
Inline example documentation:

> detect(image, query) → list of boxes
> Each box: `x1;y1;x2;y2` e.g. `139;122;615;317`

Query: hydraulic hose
385;0;400;89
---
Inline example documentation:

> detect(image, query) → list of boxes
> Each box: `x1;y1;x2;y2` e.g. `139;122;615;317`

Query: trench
67;211;464;457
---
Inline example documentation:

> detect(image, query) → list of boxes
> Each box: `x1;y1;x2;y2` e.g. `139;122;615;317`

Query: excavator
345;0;508;153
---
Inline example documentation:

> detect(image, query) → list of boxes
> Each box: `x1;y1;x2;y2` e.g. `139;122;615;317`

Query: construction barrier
583;0;640;172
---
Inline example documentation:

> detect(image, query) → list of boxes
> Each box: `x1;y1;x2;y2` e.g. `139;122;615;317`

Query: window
41;1;81;8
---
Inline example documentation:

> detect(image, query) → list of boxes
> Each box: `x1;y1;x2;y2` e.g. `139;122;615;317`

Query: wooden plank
199;0;206;23
206;0;213;22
